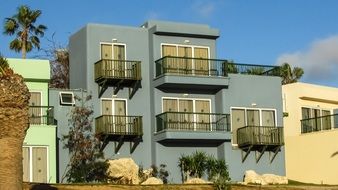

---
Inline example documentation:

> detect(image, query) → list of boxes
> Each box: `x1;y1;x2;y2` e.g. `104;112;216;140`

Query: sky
1;0;338;87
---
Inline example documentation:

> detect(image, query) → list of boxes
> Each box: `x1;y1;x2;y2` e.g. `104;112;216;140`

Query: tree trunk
0;138;24;190
0;73;30;190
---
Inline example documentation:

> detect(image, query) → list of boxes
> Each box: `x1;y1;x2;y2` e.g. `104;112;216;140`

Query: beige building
283;82;338;184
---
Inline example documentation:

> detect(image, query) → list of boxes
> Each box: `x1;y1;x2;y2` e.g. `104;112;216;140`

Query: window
22;146;48;183
231;107;277;145
29;92;42;124
161;44;210;75
162;98;211;114
101;99;127;133
59;92;75;106
301;107;333;132
162;97;211;131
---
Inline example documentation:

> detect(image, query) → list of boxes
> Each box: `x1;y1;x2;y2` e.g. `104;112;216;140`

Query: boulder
243;170;288;185
244;170;267;185
141;177;163;185
107;158;139;184
184;178;210;184
262;174;288;185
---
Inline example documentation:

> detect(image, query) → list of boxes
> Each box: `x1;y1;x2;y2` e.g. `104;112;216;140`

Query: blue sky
1;0;338;87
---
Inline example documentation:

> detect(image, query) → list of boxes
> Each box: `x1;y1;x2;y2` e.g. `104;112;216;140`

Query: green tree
0;54;30;189
62;94;110;183
279;62;304;85
3;5;47;58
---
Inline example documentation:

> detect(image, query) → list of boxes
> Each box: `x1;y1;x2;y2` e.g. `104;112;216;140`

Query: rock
243;170;288;185
244;170;266;185
262;174;288;185
107;158;140;184
141;177;163;185
184;178;210;184
142;168;154;180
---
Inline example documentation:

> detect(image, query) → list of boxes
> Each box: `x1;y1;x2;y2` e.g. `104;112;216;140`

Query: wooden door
163;99;178;129
178;47;192;74
231;109;245;145
114;100;126;133
179;100;193;130
101;99;113;133
162;45;177;73
32;147;47;183
194;47;209;75
101;44;113;77
246;109;260;126
262;110;275;127
22;147;30;182
195;100;210;131
29;92;41;124
114;44;126;77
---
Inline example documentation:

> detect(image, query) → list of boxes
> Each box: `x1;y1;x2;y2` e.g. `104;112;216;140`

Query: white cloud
276;35;338;83
145;11;160;20
192;1;215;18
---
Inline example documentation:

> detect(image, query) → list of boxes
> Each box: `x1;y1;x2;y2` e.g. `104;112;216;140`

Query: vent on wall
59;92;75;106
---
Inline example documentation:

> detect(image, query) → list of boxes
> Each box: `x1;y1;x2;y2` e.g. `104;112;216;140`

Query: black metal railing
29;106;55;125
95;115;143;136
237;126;284;147
155;56;280;77
301;114;338;134
94;59;141;81
156;112;230;132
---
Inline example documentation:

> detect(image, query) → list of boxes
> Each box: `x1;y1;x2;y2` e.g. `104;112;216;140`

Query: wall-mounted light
112;94;118;98
112;38;117;42
251;103;257;107
184;39;190;43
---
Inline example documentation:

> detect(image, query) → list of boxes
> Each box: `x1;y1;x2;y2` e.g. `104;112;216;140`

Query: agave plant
0;54;30;189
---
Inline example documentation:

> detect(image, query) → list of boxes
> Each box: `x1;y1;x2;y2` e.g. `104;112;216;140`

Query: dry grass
23;183;338;190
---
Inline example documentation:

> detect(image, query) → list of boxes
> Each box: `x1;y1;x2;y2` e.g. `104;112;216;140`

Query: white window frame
100;42;127;60
100;98;128;132
22;145;49;183
160;43;211;76
230;107;278;146
100;42;128;77
161;97;212;131
59;92;75;106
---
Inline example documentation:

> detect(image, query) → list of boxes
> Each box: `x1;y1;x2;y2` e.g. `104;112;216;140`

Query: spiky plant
0;55;30;189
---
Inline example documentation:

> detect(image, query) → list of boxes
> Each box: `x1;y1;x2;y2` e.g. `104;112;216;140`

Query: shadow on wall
30;184;57;190
331;151;338;158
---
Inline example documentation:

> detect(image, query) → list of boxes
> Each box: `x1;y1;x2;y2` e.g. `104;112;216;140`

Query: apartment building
50;20;285;183
9;58;57;183
283;82;338;184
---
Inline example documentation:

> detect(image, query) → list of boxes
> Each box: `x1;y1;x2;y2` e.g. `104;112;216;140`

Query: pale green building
8;58;57;183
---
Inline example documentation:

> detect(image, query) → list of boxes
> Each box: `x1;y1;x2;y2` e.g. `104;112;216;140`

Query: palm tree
280;62;304;85
3;5;47;58
0;54;30;189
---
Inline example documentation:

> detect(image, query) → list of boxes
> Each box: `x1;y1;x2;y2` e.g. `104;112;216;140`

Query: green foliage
213;176;231;190
178;151;230;183
0;54;9;75
62;94;110;183
139;164;170;184
3;5;47;58
224;61;238;74
246;67;265;75
279;62;304;85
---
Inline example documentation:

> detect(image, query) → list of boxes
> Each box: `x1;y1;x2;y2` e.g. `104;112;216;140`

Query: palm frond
3;18;18;35
9;39;22;52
